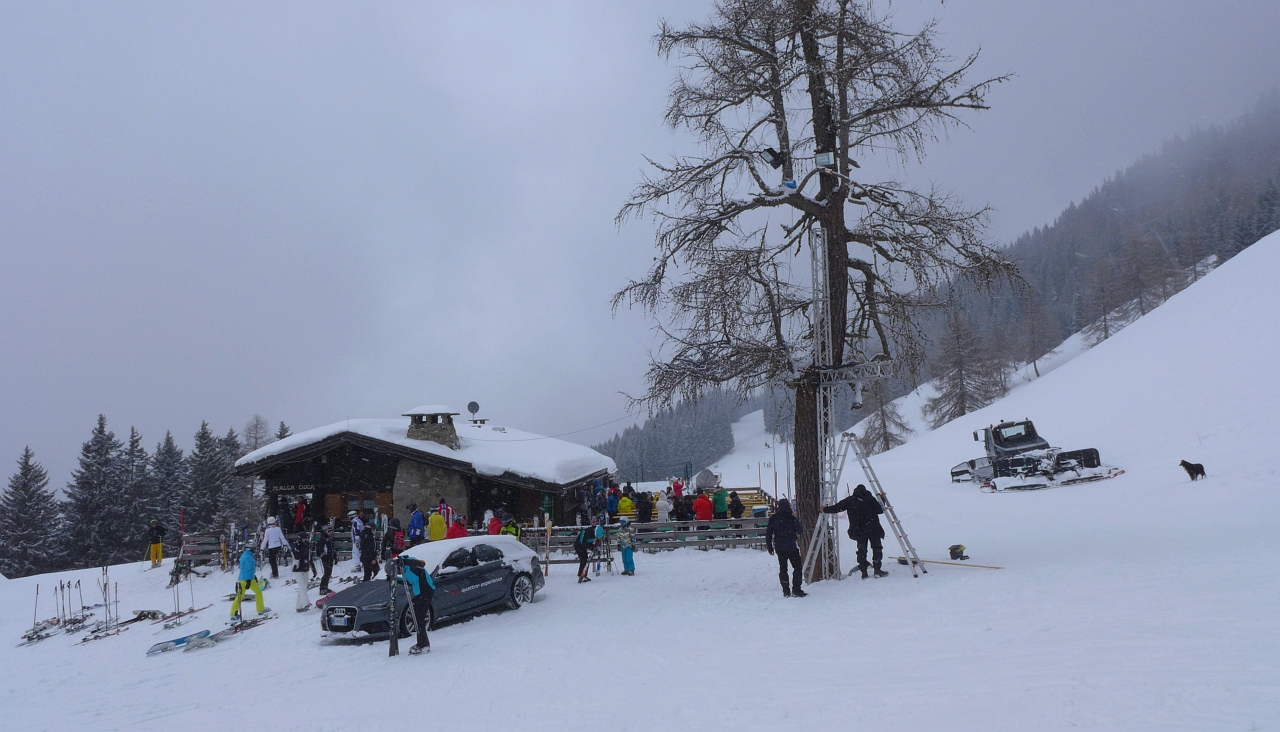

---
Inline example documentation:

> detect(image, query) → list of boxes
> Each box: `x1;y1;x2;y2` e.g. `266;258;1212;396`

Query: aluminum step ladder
839;433;927;578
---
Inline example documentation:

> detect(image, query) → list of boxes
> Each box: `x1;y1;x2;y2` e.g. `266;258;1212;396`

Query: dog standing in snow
1179;460;1207;481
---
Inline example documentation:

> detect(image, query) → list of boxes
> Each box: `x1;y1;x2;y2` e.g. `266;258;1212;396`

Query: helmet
347;510;357;518
619;517;629;526
267;516;278;525
150;519;158;525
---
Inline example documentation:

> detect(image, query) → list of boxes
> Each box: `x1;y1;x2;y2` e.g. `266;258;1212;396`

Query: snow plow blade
981;466;1125;492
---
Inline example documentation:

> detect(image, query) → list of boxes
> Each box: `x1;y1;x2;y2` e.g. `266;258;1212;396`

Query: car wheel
397;605;416;639
507;573;534;610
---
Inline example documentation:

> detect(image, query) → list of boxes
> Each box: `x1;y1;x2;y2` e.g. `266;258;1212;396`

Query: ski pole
32;585;39;635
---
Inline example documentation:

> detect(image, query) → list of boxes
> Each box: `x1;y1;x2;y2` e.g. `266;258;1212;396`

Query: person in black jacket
147;520;167;568
636;491;653;525
765;499;806;597
316;524;336;594
823;484;888;579
360;526;379;582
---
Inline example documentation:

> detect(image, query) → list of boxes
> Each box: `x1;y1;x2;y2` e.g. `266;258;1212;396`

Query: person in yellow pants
147;520;166;568
230;546;270;620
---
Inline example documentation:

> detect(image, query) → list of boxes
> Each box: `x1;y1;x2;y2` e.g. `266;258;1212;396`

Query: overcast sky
2;1;1278;488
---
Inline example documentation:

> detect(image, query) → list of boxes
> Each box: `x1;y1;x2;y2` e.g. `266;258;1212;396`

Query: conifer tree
275;422;292;441
214;428;252;530
152;432;186;542
182;422;223;533
921;315;1005;430
119;427;156;559
856;382;914;456
0;447;63;578
62;415;128;567
1082;258;1122;343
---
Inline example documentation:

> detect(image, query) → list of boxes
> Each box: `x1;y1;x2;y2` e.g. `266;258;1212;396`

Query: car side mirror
438;566;459;575
973;430;979;442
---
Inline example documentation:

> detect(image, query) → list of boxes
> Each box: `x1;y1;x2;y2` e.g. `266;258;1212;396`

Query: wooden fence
520;517;772;564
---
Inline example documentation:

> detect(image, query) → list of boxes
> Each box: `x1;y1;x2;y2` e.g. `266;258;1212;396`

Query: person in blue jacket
406;504;426;547
399;556;435;654
231;546;270;620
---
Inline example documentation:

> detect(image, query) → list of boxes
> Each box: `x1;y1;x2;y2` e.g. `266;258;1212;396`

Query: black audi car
321;534;543;638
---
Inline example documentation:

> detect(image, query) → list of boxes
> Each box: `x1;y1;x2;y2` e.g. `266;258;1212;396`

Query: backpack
574;528;593;551
392;529;405;552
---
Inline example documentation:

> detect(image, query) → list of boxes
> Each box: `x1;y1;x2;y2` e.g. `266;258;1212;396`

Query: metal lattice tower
800;226;915;583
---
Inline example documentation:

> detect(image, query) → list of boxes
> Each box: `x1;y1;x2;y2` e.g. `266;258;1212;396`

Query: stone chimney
402;405;461;450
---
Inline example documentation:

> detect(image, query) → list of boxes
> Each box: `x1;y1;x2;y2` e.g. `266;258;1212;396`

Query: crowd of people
216;476;890;625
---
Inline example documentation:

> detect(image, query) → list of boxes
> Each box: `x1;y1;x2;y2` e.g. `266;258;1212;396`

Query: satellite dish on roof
467;401;480;416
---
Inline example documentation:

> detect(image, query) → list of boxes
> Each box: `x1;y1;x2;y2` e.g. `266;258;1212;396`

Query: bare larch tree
615;0;1016;563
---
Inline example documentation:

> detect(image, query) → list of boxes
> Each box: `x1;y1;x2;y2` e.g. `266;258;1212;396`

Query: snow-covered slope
3;235;1278;731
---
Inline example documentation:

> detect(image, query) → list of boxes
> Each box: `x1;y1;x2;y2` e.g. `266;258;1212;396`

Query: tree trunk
792;369;824;580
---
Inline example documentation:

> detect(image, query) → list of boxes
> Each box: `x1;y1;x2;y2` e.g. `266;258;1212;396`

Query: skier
712;486;729;519
360;526;379;582
486;512;503;535
692;491;714;526
437;497;454;526
382;518;405;560
672;477;684;498
728;491;746;520
445;515;468;540
617;517;637;576
293;498;307;529
655;493;671;523
260;516;288;579
348;509;365;572
765;498;806;597
427;508;447;542
499;514;522;540
291;521;314;612
574;517;598;583
407;504;426;547
399;555;435;654
147;519;167;568
822;484;888;579
636;491;653;524
230;545;269;621
617;492;635;518
316;523;336;595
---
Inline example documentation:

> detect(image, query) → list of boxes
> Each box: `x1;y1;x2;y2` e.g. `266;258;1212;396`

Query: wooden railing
520;516;772;564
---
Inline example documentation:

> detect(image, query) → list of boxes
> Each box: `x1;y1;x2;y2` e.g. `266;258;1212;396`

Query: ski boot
792;587;808;598
296;603;312;613
873;568;889;578
408;643;430;655
229;612;242;624
860;565;869;579
258;607;272;615
782;587;791;598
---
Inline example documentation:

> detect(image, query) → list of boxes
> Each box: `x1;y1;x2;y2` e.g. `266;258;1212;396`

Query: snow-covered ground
4;234;1280;731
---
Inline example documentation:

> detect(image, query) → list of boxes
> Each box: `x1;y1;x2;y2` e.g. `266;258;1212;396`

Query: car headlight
366;601;391;613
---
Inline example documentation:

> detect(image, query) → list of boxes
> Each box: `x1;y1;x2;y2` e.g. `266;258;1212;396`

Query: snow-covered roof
235;417;615;487
402;404;459;416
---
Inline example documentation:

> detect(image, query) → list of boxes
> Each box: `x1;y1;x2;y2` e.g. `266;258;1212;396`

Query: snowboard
147;629;212;656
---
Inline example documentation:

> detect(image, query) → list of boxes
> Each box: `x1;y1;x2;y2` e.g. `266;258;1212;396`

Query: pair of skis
178;614;278;653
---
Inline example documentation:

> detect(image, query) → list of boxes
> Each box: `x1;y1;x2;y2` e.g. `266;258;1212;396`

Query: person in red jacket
692;491;713;529
487;513;503;535
445;515;468;540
